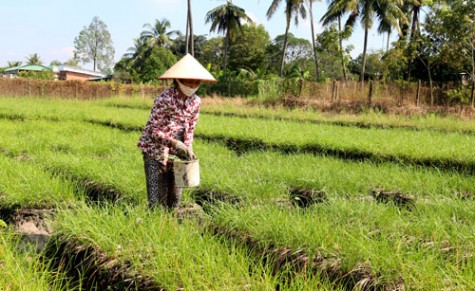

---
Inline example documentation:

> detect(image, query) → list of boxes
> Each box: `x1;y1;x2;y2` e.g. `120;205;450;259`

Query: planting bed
1;96;474;289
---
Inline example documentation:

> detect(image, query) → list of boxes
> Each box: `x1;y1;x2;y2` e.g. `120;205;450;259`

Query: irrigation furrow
47;166;127;205
207;223;404;291
44;235;163;291
194;133;475;176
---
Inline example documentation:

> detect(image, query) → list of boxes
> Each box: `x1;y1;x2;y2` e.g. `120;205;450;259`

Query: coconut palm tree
140;18;179;48
266;0;307;77
322;0;407;82
306;0;320;79
7;61;22;67
403;0;422;81
26;53;42;65
205;0;253;71
185;0;194;55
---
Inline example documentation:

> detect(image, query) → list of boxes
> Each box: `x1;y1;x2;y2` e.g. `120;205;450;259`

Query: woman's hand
172;140;196;160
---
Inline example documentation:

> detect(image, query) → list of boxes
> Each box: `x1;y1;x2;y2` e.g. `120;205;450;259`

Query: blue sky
0;0;395;70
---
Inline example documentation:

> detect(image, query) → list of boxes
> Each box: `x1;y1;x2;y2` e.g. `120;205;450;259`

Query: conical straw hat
159;53;217;82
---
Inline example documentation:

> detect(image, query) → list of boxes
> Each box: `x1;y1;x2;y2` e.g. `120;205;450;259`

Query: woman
138;54;216;209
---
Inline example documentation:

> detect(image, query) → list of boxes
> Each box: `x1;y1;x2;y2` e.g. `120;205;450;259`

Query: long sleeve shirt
137;87;201;165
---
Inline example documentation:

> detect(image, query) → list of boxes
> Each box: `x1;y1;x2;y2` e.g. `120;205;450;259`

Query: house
3;64;108;81
52;65;108;81
3;64;52;78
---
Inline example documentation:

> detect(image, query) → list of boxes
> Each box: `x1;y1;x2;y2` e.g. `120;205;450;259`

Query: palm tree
140;18;179;48
322;0;407;83
205;0;253;71
266;0;307;77
26;53;42;65
185;0;194;55
306;0;320;79
403;0;422;81
7;61;22;67
124;38;151;73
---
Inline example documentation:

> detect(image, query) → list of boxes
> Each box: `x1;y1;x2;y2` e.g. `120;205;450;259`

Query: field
1;96;475;290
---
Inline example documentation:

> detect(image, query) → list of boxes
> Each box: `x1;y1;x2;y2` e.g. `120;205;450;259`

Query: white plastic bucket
173;159;200;188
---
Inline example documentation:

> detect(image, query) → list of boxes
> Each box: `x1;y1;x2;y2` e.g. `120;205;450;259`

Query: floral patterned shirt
137;87;201;165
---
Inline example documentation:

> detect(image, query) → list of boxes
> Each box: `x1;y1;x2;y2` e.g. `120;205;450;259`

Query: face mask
177;80;200;97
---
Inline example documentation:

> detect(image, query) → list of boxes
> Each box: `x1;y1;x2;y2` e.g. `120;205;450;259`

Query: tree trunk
308;0;320;79
471;40;475;107
224;28;230;71
386;31;390;53
185;7;189;54
428;61;434;106
406;7;419;82
280;20;291;77
188;0;194;56
338;16;347;81
416;79;421;107
360;26;369;86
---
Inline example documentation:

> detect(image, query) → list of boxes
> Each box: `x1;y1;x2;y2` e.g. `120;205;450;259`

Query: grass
0;154;78;208
50;202;318;290
1;96;475;289
0;231;69;291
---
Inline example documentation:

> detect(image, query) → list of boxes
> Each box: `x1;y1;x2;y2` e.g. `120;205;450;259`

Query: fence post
368;80;373;105
331;80;336;103
336;81;340;103
416;80;421;107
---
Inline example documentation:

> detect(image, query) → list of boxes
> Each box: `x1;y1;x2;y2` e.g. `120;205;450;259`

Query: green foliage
26;53;42;65
199;37;225;73
315;24;352;80
349;51;385;79
228;24;271;72
140;18;178;48
446;85;472;104
18;70;54;80
116;45;176;84
382;44;408;81
74;16;115;71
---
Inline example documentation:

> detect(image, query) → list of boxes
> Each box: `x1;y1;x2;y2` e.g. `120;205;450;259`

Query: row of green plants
2;97;475;171
1;103;475;288
3;96;475;134
0;120;336;289
0;232;66;291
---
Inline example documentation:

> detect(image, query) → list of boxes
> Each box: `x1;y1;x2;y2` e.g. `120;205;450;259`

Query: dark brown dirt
289;188;327;208
209;224;403;290
370;189;416;209
43;235;164;290
12;209;54;252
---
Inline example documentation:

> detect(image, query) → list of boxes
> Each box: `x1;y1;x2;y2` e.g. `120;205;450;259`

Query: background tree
7;61;22;67
424;0;475;105
74;16;115;71
200;37;225;73
172;34;207;59
141;18;178;48
266;0;307;77
228;24;271;72
26;53;42;65
306;0;320;79
315;24;353;79
50;60;62;66
115;37;176;83
205;0;253;71
185;0;194;55
322;0;407;82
